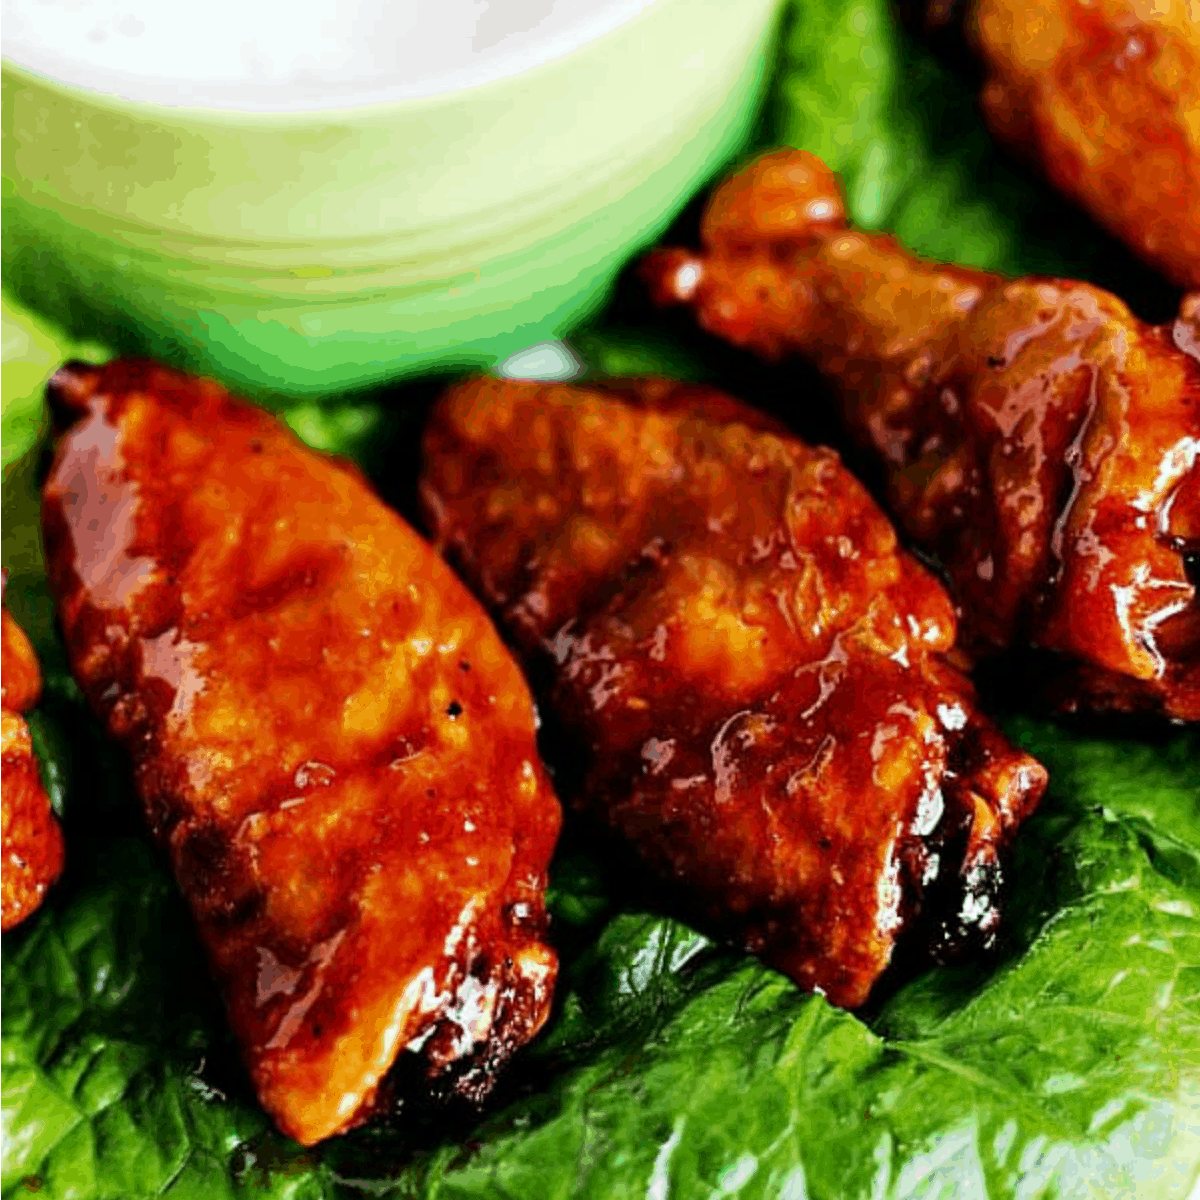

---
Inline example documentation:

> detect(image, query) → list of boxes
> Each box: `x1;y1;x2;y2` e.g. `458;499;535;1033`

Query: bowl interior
1;0;657;111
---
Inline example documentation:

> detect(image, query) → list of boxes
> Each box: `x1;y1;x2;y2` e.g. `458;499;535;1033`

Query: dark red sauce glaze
2;588;65;932
644;149;1200;721
967;0;1200;290
420;376;1047;1008
40;360;561;1146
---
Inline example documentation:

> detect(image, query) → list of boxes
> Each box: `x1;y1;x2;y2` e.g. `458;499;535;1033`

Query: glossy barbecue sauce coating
2;593;65;931
421;376;1047;1008
645;150;1200;721
41;361;561;1146
966;0;1200;290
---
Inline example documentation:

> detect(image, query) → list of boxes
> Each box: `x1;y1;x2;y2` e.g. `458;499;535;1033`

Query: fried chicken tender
2;590;65;931
963;0;1200;289
420;376;1047;1008
41;361;561;1146
644;149;1200;721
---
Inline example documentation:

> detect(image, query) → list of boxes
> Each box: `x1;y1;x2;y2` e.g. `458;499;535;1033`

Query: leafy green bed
3;2;1198;1197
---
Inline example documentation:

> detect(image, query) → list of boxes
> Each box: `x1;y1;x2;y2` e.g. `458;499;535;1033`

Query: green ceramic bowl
2;0;780;399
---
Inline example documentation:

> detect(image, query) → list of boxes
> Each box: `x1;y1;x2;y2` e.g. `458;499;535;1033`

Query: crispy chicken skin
420;376;1047;1008
2;590;65;932
963;0;1200;289
40;360;561;1147
644;150;1200;721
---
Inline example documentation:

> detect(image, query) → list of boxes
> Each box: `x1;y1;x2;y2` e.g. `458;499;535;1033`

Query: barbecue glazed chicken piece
2;592;65;931
41;361;561;1147
644;149;1200;722
957;0;1200;290
421;376;1047;1008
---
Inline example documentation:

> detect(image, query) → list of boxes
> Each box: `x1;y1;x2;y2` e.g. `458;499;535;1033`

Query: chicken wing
934;0;1200;289
2;587;65;931
420;375;1047;1008
644;149;1200;721
40;360;561;1146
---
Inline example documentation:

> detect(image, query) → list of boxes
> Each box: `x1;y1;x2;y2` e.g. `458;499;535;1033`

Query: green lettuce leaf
4;725;1198;1199
1;297;110;474
1;838;337;1199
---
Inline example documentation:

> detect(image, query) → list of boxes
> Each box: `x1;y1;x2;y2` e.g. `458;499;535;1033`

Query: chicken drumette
421;375;1046;1008
41;361;561;1146
2;588;64;932
645;149;1200;721
924;0;1200;288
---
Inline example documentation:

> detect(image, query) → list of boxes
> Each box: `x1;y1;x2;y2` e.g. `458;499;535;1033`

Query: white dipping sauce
2;0;654;109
